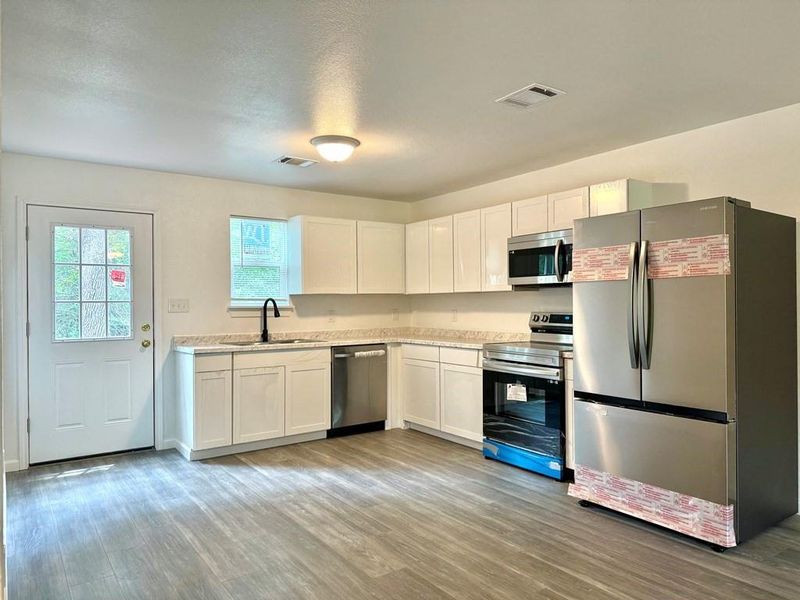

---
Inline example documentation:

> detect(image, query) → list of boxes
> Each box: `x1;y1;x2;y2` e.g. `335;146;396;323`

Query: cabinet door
480;203;512;291
512;196;549;236
233;367;285;444
590;179;628;217
440;363;483;442
402;358;440;429
453;210;481;292
286;362;331;435
357;221;405;294
405;221;430;294
547;187;590;231
429;216;454;293
194;370;232;450
291;216;357;294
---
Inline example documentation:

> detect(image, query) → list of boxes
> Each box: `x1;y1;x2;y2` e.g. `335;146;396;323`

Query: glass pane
54;303;80;340
108;303;131;338
81;265;106;301
107;266;131;301
81;228;106;264
54;226;80;263
230;217;288;301
106;229;131;265
54;265;80;301
81;302;106;338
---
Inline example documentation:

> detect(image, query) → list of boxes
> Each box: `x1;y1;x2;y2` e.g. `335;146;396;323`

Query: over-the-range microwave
507;229;573;288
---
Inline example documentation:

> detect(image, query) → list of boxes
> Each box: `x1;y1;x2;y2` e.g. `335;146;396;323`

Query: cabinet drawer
439;347;480;368
402;344;440;362
234;348;330;370
195;353;232;373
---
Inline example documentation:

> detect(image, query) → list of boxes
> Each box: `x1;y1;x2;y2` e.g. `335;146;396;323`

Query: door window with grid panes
52;225;133;340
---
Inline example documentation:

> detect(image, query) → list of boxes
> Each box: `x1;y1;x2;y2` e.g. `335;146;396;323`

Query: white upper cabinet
288;216;357;294
453;210;481;293
429;216;454;293
357;221;405;294
511;195;549;236
480;203;511;291
590;179;653;217
405;220;430;294
547;186;590;231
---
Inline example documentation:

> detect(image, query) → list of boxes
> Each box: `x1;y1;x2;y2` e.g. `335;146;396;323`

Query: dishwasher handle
333;349;387;359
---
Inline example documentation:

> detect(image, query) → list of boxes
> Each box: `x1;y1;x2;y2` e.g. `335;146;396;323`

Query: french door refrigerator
569;197;797;548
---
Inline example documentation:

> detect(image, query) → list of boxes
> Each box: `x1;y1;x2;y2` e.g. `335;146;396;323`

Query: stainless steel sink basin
225;338;317;347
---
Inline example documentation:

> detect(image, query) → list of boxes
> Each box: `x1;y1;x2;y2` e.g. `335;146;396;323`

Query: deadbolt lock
141;339;152;348
141;324;151;332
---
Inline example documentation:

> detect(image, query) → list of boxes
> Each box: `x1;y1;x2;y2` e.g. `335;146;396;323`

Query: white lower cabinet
286;362;332;435
233;366;285;444
401;344;482;445
440;363;483;442
176;349;331;459
194;369;233;450
402;358;441;429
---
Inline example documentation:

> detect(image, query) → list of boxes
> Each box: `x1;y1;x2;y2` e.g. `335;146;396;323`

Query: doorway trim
14;196;164;470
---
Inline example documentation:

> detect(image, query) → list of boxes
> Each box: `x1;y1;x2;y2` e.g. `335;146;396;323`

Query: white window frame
228;215;293;311
50;222;135;342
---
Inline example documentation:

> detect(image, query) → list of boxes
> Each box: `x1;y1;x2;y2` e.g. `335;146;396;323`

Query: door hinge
26;418;30;434
25;225;30;241
26;322;31;337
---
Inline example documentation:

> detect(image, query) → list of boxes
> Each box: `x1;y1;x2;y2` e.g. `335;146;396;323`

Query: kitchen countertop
174;327;542;355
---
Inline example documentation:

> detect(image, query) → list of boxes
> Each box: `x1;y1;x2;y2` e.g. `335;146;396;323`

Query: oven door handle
482;359;563;381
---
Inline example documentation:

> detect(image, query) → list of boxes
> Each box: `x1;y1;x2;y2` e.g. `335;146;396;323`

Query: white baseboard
172;439;192;460
185;431;327;461
4;460;21;473
406;422;483;450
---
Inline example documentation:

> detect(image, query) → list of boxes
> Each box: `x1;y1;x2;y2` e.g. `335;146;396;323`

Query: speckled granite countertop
173;327;536;355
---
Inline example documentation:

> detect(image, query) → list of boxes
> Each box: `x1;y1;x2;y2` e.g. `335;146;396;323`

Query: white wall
0;153;412;468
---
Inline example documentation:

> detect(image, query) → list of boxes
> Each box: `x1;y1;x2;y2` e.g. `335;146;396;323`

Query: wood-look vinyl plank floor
7;429;800;600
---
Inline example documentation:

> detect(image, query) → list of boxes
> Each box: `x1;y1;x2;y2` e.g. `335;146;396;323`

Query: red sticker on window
110;269;127;287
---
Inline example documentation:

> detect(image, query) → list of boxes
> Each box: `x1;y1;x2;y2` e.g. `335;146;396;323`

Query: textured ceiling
4;1;800;201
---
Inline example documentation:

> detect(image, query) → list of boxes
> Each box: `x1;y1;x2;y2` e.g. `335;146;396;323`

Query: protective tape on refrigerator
648;234;730;279
568;464;736;547
572;244;630;282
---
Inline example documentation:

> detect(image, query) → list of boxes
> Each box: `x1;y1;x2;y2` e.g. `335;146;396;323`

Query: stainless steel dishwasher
330;344;387;437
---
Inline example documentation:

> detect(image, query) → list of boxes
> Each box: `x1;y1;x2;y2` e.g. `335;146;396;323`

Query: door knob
141;339;152;348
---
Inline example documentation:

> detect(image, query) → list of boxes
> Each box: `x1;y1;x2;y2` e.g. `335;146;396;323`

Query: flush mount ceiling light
309;135;361;162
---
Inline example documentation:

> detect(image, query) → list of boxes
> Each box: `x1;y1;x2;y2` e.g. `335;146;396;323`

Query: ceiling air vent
495;83;565;109
273;155;318;168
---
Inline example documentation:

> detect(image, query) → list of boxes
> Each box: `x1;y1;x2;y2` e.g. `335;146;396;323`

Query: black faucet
261;298;281;342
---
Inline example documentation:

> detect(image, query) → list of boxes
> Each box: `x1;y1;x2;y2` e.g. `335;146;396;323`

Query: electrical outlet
451;309;458;323
328;309;336;324
168;298;190;313
392;308;400;322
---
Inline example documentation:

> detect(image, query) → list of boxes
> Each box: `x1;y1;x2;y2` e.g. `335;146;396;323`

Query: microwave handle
554;239;563;282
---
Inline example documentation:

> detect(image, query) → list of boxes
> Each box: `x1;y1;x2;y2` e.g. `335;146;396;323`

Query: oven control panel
529;312;573;328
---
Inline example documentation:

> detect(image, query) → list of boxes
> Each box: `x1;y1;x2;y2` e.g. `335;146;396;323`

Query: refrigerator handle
627;241;639;368
638;240;651;369
554;239;563;282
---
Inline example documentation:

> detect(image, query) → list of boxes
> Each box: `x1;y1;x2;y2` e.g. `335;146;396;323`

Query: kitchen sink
224;338;317;347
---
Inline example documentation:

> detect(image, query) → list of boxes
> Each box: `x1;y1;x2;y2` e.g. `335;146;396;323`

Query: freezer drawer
574;400;734;505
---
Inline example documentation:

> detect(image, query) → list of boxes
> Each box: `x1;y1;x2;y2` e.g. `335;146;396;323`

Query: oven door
508;232;573;286
482;359;565;459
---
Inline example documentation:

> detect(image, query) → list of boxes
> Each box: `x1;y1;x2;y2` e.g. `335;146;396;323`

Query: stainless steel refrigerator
571;197;797;547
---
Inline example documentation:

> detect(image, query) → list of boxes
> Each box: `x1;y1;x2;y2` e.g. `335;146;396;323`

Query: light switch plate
168;298;190;313
392;308;400;322
327;309;336;323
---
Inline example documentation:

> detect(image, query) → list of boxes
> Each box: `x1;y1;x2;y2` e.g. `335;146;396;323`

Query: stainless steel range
482;312;573;480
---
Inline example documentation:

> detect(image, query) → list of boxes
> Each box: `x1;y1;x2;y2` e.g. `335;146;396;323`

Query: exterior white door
27;205;155;463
